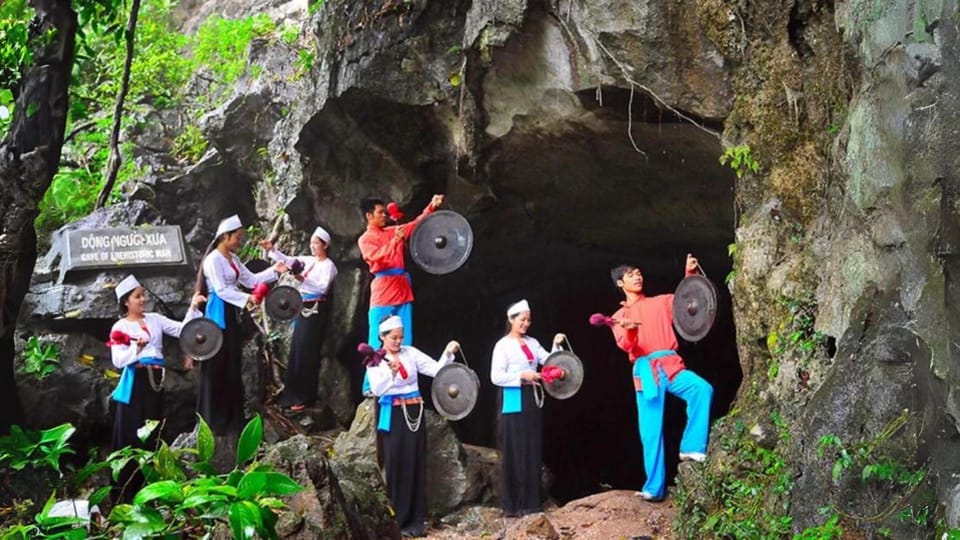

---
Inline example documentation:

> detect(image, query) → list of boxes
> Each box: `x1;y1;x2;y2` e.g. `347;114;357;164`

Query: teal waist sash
112;357;164;404
633;350;676;401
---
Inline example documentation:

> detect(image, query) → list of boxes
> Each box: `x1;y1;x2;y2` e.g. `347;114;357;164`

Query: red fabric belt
390;396;423;406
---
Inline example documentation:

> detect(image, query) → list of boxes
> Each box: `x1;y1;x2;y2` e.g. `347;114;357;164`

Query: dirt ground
423;490;677;539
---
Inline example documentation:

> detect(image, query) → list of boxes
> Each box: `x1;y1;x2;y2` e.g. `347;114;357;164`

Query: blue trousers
634;366;712;498
361;302;413;394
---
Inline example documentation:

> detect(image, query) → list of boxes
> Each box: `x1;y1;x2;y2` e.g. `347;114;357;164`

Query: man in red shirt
608;254;713;502
358;195;443;394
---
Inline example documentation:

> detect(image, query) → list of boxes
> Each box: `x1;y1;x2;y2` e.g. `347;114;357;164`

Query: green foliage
172;124;208;162
814;411;929;531
794;513;843;540
767;293;824;364
193;14;275;86
0;424;76;474
238;224;264;262
676;410;794;539
5;415;304;538
0;0;35;92
307;0;327;16
294;49;315;77
18;336;60;379
279;24;299;46
12;0;292;236
719;143;760;178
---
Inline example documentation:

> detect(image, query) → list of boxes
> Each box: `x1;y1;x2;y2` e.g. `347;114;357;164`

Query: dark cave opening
299;84;741;503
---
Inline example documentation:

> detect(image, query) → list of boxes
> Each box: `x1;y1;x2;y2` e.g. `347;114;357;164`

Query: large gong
264;285;303;321
672;274;718;342
410;210;473;275
179;317;224;361
431;363;480;421
542;350;584;400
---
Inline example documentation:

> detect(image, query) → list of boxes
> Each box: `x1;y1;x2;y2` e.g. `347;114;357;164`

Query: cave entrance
412;86;741;503
296;83;740;502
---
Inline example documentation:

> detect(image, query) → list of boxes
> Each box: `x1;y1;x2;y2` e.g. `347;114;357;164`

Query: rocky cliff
15;0;960;536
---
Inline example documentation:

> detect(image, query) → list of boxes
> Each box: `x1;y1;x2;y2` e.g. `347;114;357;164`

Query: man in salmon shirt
608;254;713;502
358;194;444;395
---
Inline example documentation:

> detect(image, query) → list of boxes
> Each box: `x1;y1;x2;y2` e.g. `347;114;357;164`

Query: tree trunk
0;0;78;433
96;0;141;210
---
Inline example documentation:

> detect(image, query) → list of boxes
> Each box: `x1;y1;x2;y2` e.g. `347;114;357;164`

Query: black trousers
111;367;164;503
499;385;543;515
381;402;427;534
278;300;328;407
198;304;244;436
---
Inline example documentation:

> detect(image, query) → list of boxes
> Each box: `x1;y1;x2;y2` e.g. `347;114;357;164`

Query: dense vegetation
1;0;299;245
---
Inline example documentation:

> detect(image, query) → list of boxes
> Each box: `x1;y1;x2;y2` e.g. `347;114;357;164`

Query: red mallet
589;313;615;327
541;365;565;384
107;330;132;347
252;283;269;303
386;202;404;222
289;259;305;275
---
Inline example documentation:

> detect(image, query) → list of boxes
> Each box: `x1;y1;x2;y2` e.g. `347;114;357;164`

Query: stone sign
65;226;186;271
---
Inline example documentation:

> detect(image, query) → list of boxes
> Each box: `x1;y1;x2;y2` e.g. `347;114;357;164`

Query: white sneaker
635;491;664;502
679;452;706;463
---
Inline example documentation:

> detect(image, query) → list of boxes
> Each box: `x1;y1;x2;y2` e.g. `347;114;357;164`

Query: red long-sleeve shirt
611;293;685;388
357;206;435;307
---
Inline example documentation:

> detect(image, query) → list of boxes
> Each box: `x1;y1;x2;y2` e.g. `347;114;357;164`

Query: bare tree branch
96;0;141;209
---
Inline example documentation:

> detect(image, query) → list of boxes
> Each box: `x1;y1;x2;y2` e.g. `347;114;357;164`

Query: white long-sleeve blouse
110;310;202;369
366;346;455;396
202;250;278;308
266;248;337;297
490;335;560;388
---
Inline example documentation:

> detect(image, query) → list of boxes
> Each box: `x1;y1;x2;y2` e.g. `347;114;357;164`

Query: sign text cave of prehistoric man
65;226;187;271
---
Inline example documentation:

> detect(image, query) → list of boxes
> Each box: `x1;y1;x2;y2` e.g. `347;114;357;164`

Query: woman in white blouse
259;226;338;411
194;214;287;435
365;315;460;538
109;274;204;501
490;299;565;517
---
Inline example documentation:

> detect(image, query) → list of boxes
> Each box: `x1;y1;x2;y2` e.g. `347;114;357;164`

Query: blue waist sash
502;387;523;414
633;350;676;401
112;357;164;405
374;268;407;278
302;292;326;302
205;290;226;329
377;390;421;432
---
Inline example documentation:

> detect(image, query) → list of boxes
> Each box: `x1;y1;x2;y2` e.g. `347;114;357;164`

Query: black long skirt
278;299;328;407
499;385;543;516
381;402;427;535
111;367;164;503
198;304;244;436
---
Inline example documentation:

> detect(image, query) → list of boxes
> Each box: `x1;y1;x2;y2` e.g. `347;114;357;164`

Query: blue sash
205;290;226;329
302;292;326;302
502;387;522;414
374;268;406;278
377;391;421;432
633;350;676;401
112;357;164;404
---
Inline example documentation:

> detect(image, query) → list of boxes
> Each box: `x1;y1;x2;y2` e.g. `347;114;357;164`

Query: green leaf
180;492;228;509
136;420;159;443
88;485;111;507
237;471;267;499
155;442;186;482
132;480;183;505
229;501;262;540
262;472;303;496
196;415;215;462
236;415;263;466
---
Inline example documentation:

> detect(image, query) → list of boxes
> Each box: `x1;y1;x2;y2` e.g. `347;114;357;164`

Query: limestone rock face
332;400;500;516
19;0;960;533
